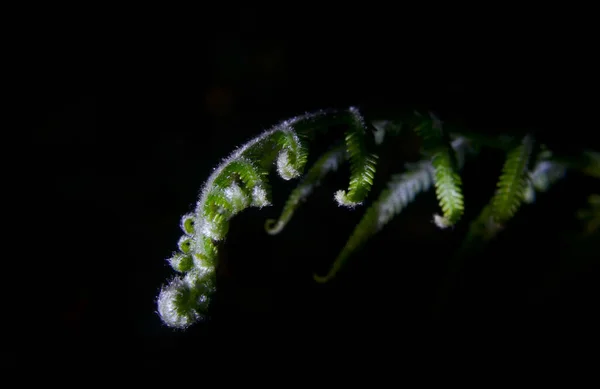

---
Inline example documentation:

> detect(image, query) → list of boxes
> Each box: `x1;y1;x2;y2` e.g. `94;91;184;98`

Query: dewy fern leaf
157;112;319;328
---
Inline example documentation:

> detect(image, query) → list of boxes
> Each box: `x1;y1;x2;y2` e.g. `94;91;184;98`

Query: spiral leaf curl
158;113;316;328
157;108;381;328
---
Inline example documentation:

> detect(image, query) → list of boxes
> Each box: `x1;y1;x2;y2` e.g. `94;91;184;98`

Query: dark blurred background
11;7;600;361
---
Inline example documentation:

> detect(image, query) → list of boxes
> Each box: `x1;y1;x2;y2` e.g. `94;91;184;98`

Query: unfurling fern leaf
157;113;314;328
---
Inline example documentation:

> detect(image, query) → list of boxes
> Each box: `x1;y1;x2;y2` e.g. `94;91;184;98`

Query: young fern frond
490;134;534;224
265;144;346;235
157;106;598;330
158;113;319;328
334;107;379;208
314;137;472;283
413;112;464;228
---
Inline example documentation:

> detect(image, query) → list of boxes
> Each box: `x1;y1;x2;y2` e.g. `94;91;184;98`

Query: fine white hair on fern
157;276;202;329
223;182;251;211
158;106;597;328
180;213;195;235
167;252;193;273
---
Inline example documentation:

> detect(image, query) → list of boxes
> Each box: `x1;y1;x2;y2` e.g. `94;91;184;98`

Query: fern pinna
157;107;599;329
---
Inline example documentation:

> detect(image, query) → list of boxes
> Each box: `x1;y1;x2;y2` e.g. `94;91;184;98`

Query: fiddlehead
157;113;314;328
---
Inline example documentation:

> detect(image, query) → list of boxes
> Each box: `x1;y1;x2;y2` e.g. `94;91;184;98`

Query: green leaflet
334;107;379;207
413;112;464;228
490;134;534;224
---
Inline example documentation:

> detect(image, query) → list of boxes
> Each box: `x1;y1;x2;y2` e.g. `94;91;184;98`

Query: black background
10;7;600;363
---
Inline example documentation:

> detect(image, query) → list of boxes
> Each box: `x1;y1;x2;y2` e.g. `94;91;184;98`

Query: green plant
156;107;600;329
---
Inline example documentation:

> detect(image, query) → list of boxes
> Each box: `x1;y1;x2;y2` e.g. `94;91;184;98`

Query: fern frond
490;134;534;224
265;144;346;235
314;137;472;283
334;107;379;207
413;112;464;228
